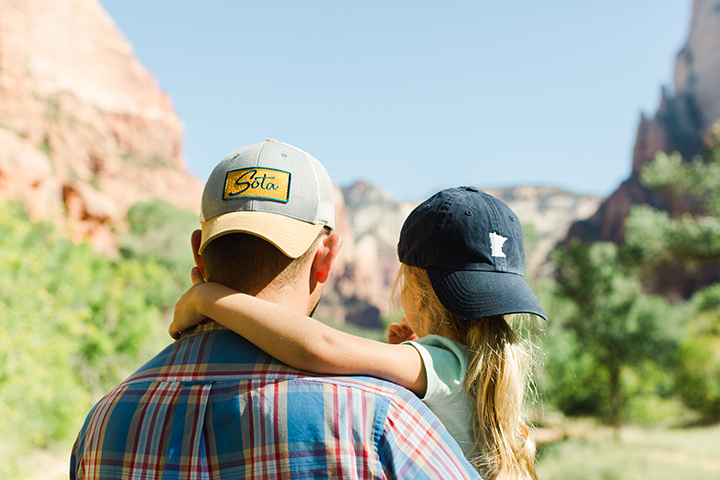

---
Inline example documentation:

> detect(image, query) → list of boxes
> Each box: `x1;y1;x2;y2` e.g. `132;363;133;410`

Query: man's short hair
202;227;330;294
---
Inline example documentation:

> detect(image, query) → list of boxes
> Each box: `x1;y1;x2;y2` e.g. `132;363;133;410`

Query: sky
99;0;693;202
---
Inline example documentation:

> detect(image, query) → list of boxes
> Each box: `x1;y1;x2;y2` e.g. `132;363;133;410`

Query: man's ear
312;232;343;284
191;229;206;280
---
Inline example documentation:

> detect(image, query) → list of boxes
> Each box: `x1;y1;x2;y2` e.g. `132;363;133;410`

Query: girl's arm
171;268;427;397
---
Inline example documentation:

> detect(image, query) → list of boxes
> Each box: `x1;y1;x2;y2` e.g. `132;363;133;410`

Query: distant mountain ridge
317;182;602;328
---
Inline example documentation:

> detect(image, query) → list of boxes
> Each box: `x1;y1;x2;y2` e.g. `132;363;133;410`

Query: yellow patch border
223;167;291;203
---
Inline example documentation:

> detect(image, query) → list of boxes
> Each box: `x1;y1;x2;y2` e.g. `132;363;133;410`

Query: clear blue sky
99;0;692;201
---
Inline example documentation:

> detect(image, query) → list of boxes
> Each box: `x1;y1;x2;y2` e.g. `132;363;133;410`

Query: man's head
193;139;341;313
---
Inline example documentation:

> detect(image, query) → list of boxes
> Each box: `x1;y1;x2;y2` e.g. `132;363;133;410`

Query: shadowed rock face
565;0;720;247
0;0;202;253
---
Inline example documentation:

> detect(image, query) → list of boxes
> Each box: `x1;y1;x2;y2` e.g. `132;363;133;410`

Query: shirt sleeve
405;335;468;405
378;387;480;479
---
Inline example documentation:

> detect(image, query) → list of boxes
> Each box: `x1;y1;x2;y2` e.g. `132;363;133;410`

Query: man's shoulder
296;372;406;397
121;322;408;398
73;323;479;480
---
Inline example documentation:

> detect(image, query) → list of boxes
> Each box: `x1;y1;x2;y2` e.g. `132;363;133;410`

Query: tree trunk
609;361;622;441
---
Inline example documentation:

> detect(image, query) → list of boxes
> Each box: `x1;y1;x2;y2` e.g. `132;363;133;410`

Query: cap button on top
266;138;278;142
465;186;479;192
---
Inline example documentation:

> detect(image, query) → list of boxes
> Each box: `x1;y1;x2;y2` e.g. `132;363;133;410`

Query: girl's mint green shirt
406;334;475;457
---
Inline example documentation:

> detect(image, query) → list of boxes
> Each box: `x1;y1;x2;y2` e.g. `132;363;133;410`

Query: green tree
121;199;198;281
673;285;720;420
624;121;720;267
623;120;720;420
550;240;679;430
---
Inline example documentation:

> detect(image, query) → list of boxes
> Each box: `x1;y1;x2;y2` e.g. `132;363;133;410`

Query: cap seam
248;142;270;211
431;196;453;267
480;192;507;272
303;147;322;224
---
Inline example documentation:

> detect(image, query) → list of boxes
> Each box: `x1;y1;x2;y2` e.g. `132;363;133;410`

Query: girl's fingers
387;323;404;344
388;323;416;344
191;267;205;285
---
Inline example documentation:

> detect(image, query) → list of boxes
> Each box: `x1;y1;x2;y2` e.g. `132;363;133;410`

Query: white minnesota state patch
489;232;508;257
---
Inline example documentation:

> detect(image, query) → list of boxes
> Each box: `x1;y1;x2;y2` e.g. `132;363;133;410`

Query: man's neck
254;283;312;316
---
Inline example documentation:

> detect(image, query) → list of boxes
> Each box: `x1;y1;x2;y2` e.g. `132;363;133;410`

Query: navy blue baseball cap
397;186;547;321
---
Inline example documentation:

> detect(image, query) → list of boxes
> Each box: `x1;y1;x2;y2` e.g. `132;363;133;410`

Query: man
71;139;478;479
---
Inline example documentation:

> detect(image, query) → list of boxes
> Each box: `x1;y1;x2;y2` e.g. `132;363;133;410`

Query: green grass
537;419;720;480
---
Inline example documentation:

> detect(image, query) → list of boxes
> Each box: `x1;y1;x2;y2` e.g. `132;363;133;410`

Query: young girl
171;187;546;480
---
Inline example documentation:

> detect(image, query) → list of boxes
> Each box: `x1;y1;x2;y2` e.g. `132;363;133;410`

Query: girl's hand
387;317;420;344
169;267;208;339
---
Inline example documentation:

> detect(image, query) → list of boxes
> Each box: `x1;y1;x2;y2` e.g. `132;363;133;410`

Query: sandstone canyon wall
0;0;203;253
565;0;720;245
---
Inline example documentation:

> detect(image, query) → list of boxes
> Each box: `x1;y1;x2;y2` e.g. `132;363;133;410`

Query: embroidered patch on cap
489;232;508;258
223;167;291;203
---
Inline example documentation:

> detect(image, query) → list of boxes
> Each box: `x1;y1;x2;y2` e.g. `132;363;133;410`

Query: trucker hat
199;139;335;258
397;186;547;320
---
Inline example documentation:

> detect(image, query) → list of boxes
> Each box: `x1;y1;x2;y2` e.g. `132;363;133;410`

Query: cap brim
426;268;547;321
200;211;325;258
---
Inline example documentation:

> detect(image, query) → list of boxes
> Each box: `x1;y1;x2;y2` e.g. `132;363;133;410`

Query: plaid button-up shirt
71;322;478;479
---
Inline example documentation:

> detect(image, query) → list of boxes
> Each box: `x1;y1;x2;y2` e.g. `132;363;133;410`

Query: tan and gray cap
199;139;335;258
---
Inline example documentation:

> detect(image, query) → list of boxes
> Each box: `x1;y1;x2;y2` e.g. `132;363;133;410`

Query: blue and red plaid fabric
71;322;479;479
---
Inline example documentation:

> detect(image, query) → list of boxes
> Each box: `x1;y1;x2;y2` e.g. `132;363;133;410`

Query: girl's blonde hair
393;264;539;480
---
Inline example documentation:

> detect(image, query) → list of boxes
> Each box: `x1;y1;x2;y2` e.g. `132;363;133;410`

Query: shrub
0;202;174;477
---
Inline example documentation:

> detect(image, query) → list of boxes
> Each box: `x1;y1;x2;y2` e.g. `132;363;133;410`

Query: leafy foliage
0;201;192;477
541;322;610;417
547;240;680;426
674;285;720;419
121;199;198;282
546;120;720;424
625;123;720;265
623;121;720;420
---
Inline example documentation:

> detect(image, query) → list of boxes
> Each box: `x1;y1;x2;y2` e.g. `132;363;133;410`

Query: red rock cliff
565;0;720;245
0;0;202;253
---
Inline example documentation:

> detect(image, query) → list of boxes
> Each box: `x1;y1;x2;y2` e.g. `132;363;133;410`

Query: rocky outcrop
0;0;202;253
319;182;601;328
674;0;720;131
316;182;418;328
566;0;720;245
340;182;418;311
486;186;603;277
